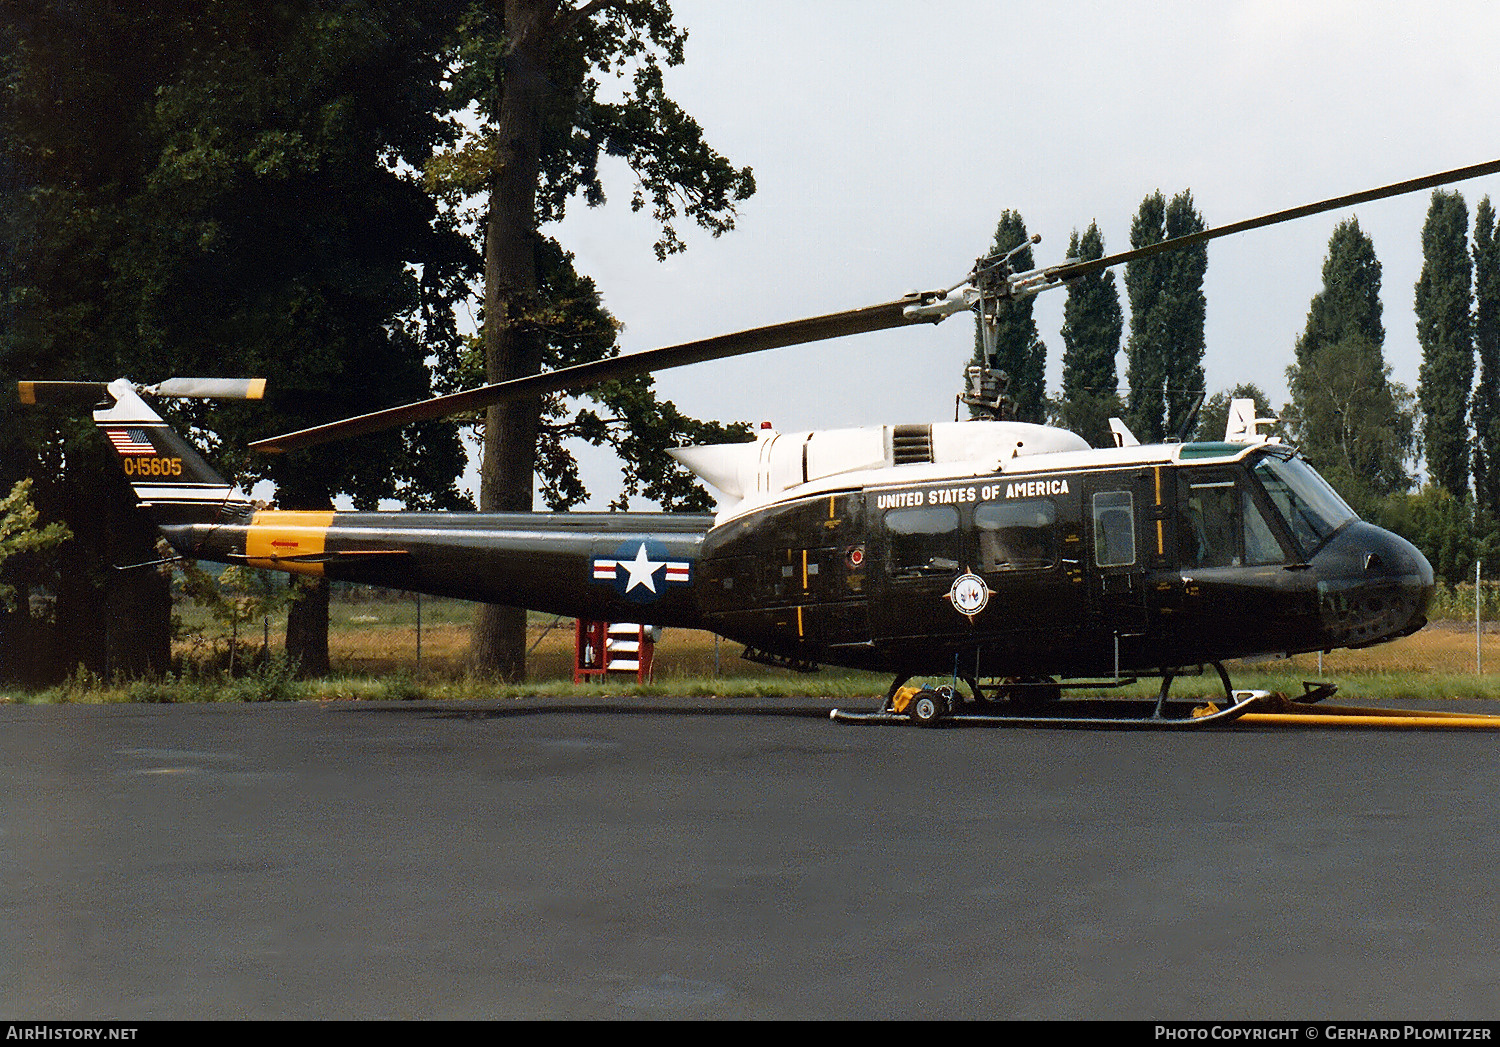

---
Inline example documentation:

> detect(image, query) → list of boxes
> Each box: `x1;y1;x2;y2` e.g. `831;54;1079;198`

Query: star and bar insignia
591;541;692;601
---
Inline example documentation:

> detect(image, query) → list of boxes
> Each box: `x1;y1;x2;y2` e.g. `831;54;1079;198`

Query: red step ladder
573;621;656;684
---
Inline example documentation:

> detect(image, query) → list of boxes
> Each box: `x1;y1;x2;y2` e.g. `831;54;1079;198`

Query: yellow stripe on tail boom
245;510;336;576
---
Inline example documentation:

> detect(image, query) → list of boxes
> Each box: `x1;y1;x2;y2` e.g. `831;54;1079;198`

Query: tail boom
28;377;713;626
168;510;713;626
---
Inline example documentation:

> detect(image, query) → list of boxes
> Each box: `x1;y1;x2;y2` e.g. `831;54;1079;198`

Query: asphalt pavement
2;696;1497;1019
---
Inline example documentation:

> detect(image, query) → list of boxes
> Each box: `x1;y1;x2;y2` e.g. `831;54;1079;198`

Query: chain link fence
166;578;1500;684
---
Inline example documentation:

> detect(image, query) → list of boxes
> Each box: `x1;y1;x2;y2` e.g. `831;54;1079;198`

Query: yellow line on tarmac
1241;712;1500;730
1312;703;1498;719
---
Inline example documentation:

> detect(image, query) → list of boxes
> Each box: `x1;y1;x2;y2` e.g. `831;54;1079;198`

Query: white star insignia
620;543;664;593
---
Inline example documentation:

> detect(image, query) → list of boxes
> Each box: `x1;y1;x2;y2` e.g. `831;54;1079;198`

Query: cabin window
976;499;1057;572
884;505;960;577
1092;491;1136;567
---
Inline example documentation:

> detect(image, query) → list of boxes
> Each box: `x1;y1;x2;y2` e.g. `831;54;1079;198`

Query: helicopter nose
1312;522;1435;648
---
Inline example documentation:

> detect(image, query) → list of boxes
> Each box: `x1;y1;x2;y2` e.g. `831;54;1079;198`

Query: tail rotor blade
19;378;269;406
146;377;267;400
17;381;112;406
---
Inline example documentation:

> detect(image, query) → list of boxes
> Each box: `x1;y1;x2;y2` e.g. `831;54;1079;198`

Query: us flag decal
107;428;157;455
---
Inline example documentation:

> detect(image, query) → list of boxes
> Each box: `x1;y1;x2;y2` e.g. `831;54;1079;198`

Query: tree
1283;221;1415;513
133;1;476;675
1;2;476;677
1;1;192;679
0;480;69;609
1471;197;1500;513
1284;336;1416;512
1294;218;1385;366
0;478;71;684
967;211;1047;424
433;1;756;677
1058;222;1122;447
444;235;750;513
1125;190;1207;442
1415;190;1474;498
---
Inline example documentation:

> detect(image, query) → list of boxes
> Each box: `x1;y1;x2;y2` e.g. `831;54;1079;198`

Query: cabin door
1084;471;1155;664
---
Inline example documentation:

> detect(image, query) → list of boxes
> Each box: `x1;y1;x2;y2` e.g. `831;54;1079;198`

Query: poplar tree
1416;190;1474;498
1294;218;1385;364
969;211;1047;423
1284;220;1415;512
1058;222;1122;447
1125;190;1206;442
1471;197;1500;513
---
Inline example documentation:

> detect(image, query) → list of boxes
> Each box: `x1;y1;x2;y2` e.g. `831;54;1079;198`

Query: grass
8;596;1500;705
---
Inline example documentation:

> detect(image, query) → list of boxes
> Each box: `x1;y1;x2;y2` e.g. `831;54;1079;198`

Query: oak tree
433;1;755;677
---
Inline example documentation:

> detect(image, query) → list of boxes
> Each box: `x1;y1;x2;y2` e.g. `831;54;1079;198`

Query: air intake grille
892;424;934;465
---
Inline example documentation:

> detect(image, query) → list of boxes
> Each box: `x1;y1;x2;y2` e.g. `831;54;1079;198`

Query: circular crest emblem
945;569;991;622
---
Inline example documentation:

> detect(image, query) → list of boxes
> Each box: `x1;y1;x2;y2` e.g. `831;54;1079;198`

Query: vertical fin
94;379;250;526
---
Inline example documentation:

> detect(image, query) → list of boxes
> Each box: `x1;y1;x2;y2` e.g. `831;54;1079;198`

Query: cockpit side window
1177;468;1290;568
1179;479;1238;567
884;504;961;577
1242;489;1285;566
1251;454;1356;556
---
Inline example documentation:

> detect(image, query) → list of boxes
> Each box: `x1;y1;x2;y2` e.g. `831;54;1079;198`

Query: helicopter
21;158;1500;726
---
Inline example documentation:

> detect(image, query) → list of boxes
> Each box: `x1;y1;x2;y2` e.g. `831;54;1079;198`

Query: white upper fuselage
670;420;1269;526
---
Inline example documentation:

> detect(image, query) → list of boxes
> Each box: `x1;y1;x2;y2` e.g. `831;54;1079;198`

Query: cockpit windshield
1250;453;1357;556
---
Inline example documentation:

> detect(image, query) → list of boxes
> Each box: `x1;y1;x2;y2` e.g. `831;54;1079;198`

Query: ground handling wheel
903;684;953;726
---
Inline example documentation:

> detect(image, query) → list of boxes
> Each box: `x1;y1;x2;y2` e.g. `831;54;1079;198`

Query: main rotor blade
250;298;923;452
1045;157;1500;283
253;157;1500;454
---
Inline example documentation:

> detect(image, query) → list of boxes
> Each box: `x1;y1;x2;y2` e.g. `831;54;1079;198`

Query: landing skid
831;688;1265;730
835;672;1500;731
849;661;1257;729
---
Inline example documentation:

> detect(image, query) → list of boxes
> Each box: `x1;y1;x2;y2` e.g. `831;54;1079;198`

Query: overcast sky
528;0;1500;505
